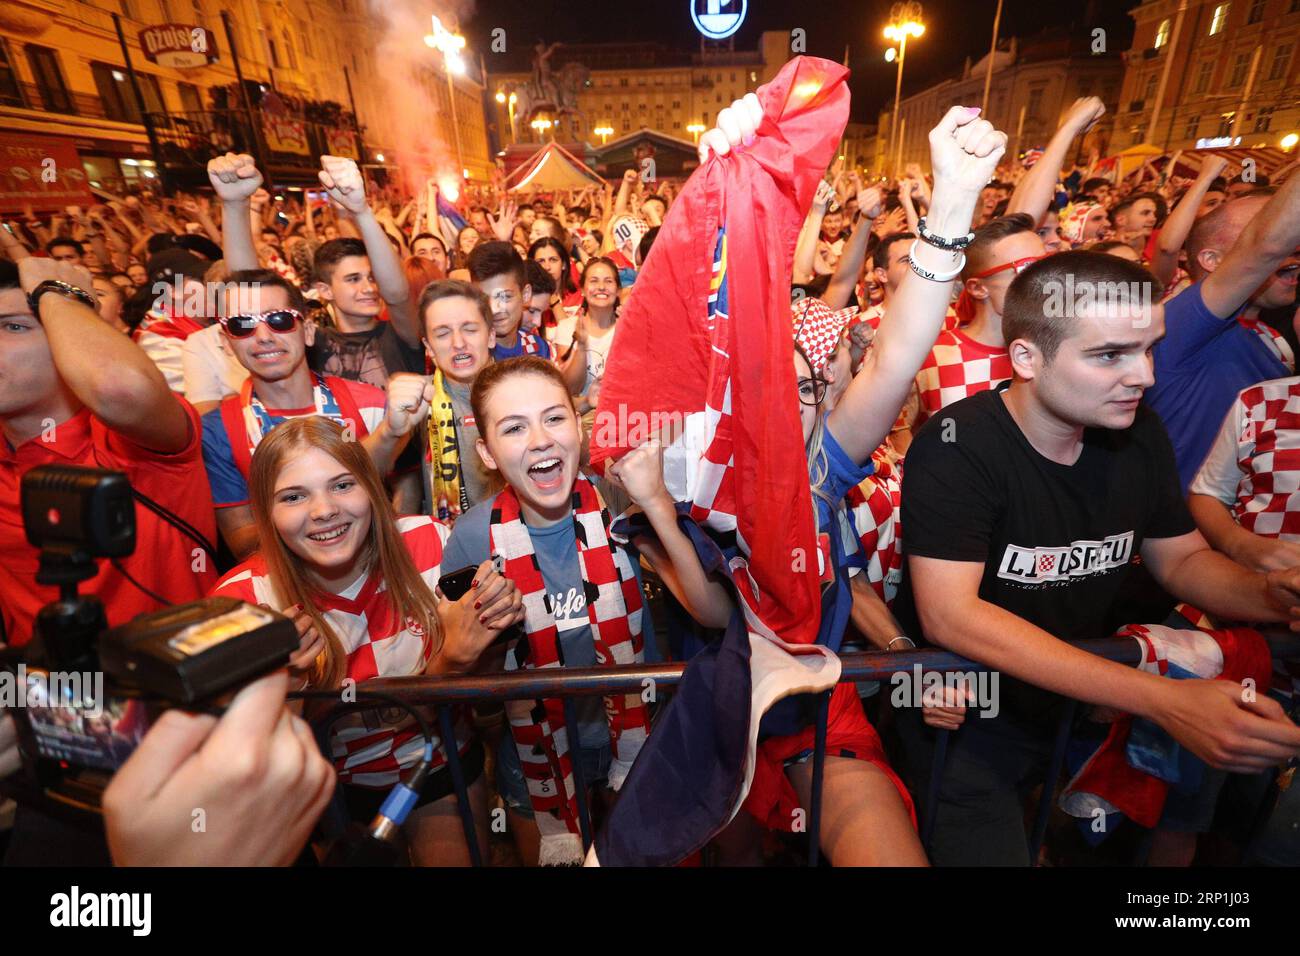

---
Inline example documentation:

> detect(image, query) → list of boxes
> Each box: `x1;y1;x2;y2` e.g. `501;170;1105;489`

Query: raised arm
792;180;833;285
318;155;418;346
828;107;1003;464
912;554;1300;772
19;259;190;452
1007;97;1105;225
1149;155;1229;290
208;152;263;271
1201;160;1300;318
822;186;882;310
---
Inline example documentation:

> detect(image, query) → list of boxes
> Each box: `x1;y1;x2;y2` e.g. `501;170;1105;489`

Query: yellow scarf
427;369;468;521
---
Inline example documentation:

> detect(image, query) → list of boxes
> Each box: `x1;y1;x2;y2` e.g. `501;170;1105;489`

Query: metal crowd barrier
317;630;1300;867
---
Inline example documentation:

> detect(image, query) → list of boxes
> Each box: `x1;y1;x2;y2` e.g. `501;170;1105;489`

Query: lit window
1155;18;1171;48
1210;3;1230;35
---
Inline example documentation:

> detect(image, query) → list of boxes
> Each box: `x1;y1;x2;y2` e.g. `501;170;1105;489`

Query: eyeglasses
971;254;1047;280
220;308;303;338
797;376;828;406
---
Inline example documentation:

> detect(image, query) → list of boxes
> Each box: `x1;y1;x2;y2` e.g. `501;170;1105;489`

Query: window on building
1026;86;1044;119
90;61;163;123
1255;106;1275;131
177;80;202;115
672;99;680;109
619;77;628;86
1184;113;1200;138
26;45;73;114
1270;43;1293;80
1229;51;1251;86
281;30;298;70
268;38;281;68
1145;72;1159;99
120;0;137;19
1155;18;1171;48
0;39;24;107
298;21;312;57
1194;59;1214;92
1218;113;1234;136
1248;0;1266;22
1210;2;1231;35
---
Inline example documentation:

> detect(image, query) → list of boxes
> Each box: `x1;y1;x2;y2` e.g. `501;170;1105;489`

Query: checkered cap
791;296;857;375
1060;202;1105;244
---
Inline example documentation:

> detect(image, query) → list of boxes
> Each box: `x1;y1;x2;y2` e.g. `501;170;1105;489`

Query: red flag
590;57;849;647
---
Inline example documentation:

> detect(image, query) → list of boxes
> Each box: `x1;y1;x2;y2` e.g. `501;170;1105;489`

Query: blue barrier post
438;704;483;867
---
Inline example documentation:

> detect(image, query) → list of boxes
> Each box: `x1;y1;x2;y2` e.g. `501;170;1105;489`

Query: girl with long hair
553;257;621;422
210;415;525;865
688;101;1009;866
439;356;727;865
529;236;582;312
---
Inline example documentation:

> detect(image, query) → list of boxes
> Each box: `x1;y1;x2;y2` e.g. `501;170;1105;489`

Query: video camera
2;464;298;811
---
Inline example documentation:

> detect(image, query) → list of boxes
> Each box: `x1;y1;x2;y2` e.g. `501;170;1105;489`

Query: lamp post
883;2;924;177
687;123;706;144
594;124;614;145
425;15;467;175
531;117;554;142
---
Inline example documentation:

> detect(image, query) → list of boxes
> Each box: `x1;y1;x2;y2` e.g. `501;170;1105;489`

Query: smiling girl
440;356;726;865
210;415;524;865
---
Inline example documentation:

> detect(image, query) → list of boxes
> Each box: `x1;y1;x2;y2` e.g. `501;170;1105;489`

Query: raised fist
928;107;1008;196
698;93;763;163
207;152;264;203
318;155;368;215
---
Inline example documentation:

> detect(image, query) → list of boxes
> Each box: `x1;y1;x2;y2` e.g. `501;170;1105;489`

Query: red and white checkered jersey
856;301;960;334
914;328;1012;425
1239;317;1296;374
211;515;470;788
845;448;904;604
1190;375;1300;539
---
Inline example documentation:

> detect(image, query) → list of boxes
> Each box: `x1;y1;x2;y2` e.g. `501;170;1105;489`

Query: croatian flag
436;191;467;251
586;56;850;866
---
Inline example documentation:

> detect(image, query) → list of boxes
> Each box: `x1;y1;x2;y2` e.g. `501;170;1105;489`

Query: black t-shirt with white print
892;381;1195;727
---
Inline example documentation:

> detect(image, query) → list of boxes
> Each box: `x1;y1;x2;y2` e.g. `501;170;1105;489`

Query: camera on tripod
2;464;298;809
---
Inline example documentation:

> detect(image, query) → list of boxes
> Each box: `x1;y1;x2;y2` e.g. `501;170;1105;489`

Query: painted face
221;283;313;382
1020;301;1164;432
476;372;580;524
320;254;381;319
271;445;374;578
423;293;492;385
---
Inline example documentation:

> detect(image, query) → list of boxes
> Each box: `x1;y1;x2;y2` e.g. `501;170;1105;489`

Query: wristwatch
27;279;98;317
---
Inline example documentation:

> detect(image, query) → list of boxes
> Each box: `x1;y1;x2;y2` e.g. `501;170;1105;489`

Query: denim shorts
496;736;611;816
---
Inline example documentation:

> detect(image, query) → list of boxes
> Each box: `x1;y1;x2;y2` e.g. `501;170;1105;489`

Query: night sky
462;0;1136;121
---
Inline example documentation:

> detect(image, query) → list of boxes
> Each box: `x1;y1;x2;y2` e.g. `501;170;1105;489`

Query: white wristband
908;239;965;283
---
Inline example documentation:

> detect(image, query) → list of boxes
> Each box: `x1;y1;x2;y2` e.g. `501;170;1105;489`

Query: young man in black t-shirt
895;251;1300;865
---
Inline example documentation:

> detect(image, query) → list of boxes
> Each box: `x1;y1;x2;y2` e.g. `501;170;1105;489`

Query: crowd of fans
3;74;1300;868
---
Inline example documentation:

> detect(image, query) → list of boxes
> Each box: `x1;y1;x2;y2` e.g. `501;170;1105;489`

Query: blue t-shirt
442;495;653;748
491;335;553;361
1146;280;1288;491
201;408;256;507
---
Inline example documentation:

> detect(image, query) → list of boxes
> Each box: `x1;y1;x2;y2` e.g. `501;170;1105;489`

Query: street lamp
1282;132;1300;151
594;124;614;144
531;117;554;141
424;14;467;175
686;122;706;144
883;1;924;177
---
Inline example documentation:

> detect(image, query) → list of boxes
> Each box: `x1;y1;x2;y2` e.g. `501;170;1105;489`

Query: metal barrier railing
316;630;1300;866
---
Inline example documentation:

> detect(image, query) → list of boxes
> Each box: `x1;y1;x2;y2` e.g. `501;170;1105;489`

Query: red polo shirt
0;400;218;647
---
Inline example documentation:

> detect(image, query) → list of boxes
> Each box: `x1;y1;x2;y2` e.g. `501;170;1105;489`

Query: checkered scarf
489;475;649;864
518;329;547;356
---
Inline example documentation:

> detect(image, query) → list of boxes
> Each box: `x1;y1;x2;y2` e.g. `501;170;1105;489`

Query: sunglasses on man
971;254;1047;281
220;308;304;338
